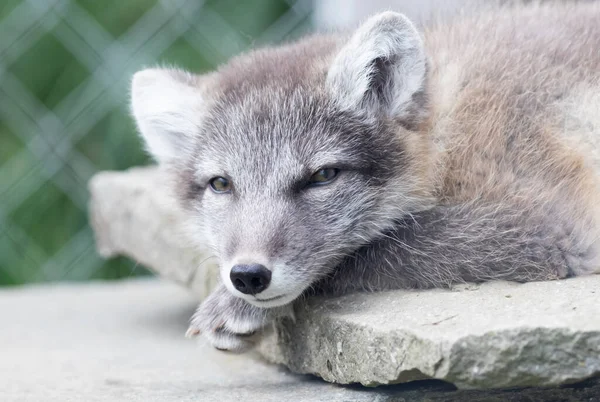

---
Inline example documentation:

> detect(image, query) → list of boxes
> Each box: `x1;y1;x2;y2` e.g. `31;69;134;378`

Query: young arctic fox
131;2;600;352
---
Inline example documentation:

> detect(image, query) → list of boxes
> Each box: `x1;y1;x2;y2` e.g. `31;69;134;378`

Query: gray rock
89;167;600;390
259;279;600;389
89;167;220;298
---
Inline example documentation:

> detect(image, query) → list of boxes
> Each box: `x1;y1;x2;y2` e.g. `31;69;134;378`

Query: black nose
230;264;271;295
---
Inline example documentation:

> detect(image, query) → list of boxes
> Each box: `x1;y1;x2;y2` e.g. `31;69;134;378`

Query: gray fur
131;4;600;352
187;284;293;352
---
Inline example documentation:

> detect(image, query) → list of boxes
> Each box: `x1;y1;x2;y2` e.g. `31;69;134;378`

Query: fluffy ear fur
130;68;206;164
326;12;427;122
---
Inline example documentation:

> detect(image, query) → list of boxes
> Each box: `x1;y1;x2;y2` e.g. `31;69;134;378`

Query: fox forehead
191;86;405;186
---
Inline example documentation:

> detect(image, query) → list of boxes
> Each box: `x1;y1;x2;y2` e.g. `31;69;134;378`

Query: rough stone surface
89;167;219;298
3;279;600;402
258;279;600;389
89;167;600;390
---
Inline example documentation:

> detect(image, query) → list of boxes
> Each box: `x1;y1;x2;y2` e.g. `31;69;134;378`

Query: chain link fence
0;0;313;285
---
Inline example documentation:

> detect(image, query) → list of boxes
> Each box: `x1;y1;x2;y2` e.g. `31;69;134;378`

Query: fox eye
307;168;340;187
209;177;232;193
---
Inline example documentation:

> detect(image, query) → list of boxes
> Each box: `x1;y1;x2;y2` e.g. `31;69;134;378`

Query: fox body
131;2;600;352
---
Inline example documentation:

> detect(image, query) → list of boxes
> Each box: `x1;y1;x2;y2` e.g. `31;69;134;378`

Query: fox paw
186;284;292;353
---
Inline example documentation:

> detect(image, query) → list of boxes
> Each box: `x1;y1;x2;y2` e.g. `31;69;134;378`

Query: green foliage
0;0;311;285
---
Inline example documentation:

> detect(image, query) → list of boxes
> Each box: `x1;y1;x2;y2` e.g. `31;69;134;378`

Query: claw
185;326;201;338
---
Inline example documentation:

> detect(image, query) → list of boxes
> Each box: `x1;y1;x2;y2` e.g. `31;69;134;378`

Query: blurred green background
0;0;311;285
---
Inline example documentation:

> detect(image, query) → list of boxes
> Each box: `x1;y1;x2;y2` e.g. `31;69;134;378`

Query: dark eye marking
190;182;205;194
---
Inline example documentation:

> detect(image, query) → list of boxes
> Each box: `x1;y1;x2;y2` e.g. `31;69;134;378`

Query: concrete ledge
89;167;600;390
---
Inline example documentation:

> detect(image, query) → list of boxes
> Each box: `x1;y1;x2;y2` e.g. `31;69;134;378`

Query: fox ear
327;12;427;122
131;68;206;164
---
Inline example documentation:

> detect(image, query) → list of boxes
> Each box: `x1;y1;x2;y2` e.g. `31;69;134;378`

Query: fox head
131;12;433;307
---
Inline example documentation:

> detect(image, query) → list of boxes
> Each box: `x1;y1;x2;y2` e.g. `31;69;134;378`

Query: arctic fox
131;2;600;352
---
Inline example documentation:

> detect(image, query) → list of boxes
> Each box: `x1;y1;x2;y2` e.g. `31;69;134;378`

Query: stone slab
258;278;600;389
88;167;600;390
89;167;220;298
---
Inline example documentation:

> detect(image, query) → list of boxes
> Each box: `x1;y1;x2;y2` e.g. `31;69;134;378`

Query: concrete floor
2;279;599;402
1;279;388;401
